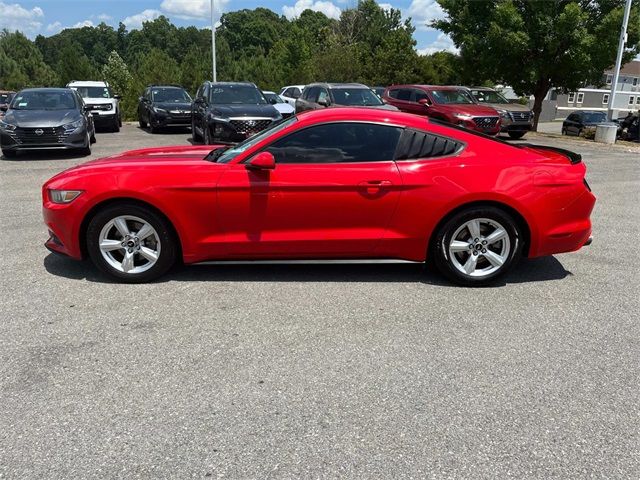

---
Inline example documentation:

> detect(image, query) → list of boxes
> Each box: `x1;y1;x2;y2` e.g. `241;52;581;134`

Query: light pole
211;0;217;82
608;0;633;120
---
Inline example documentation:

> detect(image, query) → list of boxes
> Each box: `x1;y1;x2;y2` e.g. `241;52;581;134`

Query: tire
118;114;122;127
561;127;566;135
86;203;177;283
139;118;147;129
77;132;91;156
90;128;96;143
149;121;157;134
577;128;583;137
508;131;526;139
2;149;17;159
191;119;202;142
112;116;120;132
432;206;522;287
203;123;213;145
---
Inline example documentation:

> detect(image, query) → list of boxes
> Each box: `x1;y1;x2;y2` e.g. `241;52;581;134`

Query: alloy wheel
98;215;161;274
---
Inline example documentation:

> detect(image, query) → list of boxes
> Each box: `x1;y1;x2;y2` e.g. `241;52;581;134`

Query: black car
0;88;95;158
295;83;398;113
562;110;618;136
138;85;192;133
0;91;15;117
191;81;282;144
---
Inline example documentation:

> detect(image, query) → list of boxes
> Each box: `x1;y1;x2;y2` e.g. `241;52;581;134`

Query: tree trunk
531;79;551;132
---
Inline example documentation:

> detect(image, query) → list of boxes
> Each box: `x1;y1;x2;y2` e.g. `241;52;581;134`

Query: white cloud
95;13;112;21
160;0;229;20
0;1;44;33
46;21;62;33
123;9;161;29
378;3;393;12
282;0;342;20
417;32;458;55
407;0;445;31
73;19;94;28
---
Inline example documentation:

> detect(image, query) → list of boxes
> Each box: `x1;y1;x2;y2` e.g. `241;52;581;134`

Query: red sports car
42;108;595;286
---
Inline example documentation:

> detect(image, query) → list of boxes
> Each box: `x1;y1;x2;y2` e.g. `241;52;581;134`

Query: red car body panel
43;108;595;266
383;85;502;135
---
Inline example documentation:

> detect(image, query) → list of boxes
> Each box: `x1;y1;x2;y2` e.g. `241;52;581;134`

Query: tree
434;0;640;129
0;30;57;87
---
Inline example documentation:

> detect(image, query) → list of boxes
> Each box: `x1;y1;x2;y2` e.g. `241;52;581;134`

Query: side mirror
418;98;431;107
139;96;144;102
317;97;330;107
114;94;121;100
269;97;278;105
247;151;276;170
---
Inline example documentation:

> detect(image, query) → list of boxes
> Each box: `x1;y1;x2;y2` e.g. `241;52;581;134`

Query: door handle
359;180;393;194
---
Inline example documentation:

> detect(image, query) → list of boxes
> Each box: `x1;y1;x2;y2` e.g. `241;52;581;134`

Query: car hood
154;102;192;111
83;97;115;104
479;102;530;113
434;103;499;116
211;104;280;119
3;109;80;128
273;103;295;114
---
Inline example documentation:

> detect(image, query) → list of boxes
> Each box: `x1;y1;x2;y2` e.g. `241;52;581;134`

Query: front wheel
86;203;177;283
432;206;522;286
508;131;526;139
192;119;201;142
203;124;214;145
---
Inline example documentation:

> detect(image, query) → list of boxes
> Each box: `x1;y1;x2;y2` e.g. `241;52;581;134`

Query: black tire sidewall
508;131;526;139
433;206;522;286
86;203;177;283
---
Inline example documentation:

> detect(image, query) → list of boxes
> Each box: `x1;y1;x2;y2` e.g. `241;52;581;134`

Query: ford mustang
42;108;595;286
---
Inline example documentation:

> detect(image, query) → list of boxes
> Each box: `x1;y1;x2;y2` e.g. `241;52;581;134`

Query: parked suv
192;81;281;144
138;85;192;133
67;81;121;132
383;85;501;135
466;87;533;139
1;88;95;158
296;83;397;113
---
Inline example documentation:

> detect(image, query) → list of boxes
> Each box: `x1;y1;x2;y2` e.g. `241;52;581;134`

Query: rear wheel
508;131;526;139
432;206;522;286
86;203;177;283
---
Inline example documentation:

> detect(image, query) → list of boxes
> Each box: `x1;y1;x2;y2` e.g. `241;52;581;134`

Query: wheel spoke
463;254;478;274
136;223;154;240
485;227;507;245
114;217;130;238
483;250;505;268
121;250;135;273
139;246;158;263
450;240;471;252
100;239;123;252
466;219;481;240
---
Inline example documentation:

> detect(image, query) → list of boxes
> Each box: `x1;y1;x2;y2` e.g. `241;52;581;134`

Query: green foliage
102;51;136;118
434;0;640;128
0;30;57;88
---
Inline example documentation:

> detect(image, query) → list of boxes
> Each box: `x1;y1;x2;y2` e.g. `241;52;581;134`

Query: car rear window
395;129;464;160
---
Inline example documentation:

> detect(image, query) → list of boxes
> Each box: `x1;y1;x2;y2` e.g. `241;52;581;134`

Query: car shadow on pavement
43;254;572;287
135;125;191;136
1;150;91;161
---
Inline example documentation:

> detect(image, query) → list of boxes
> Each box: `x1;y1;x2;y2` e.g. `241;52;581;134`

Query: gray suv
466;87;533;139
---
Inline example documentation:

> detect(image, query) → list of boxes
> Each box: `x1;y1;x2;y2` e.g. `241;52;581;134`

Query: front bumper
151;111;191;127
209;117;275;142
1;127;87;151
91;112;118;126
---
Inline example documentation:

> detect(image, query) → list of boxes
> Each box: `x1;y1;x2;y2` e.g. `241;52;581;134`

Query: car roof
295;106;432;128
67;81;107;87
18;88;74;93
263;91;277;95
571;110;605;115
307;82;370;89
388;85;466;91
207;81;257;87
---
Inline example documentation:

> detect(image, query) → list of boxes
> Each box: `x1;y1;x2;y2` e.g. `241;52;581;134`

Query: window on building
636;96;640;105
629;96;635;105
603;94;609;105
606;74;613;85
633;77;638;87
568;92;576;103
577;92;584;104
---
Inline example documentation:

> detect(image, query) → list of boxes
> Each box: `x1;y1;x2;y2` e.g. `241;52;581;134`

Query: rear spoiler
518;144;582;164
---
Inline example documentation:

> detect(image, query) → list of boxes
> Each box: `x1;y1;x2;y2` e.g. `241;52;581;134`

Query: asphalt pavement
0;124;638;478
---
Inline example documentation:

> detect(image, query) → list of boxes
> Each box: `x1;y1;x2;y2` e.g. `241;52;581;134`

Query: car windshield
332;88;383;106
431;89;475;104
210;116;298;163
264;92;284;104
10;91;76;110
583;112;607;123
73;86;113;99
210;85;266;105
152;88;191;103
471;90;509;104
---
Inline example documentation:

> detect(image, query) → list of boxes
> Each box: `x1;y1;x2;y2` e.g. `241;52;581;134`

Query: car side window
196;85;203;99
396;89;412;101
291;87;301;98
412;89;429;103
264;122;403;164
304;86;319;102
318;89;330;104
388;89;400;99
395;129;464;160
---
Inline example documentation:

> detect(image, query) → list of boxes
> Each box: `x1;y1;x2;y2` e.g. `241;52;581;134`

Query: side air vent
394;129;464;160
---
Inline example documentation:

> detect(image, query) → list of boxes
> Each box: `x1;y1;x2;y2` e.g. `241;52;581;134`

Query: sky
0;0;457;55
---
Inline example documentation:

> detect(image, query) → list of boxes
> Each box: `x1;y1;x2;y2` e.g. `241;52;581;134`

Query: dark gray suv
0;88;95;158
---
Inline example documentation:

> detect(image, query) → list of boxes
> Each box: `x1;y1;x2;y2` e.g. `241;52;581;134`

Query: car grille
509;111;532;122
229;118;273;136
12;127;71;145
473;116;500;129
87;104;112;111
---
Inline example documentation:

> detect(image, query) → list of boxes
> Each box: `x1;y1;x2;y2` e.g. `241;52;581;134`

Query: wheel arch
428;200;532;259
79;197;184;261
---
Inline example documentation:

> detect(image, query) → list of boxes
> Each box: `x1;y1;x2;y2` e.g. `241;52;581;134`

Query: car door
216;122;404;257
388;88;416;114
194;84;210;135
295;87;316;113
566;113;580;135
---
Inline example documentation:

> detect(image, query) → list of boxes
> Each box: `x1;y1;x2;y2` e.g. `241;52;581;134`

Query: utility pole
211;0;217;82
608;0;633;120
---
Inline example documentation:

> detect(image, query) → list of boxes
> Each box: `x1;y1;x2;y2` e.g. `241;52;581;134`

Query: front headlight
153;107;168;114
496;109;509;118
453;113;473;121
49;189;83;204
62;119;83;131
0;120;17;131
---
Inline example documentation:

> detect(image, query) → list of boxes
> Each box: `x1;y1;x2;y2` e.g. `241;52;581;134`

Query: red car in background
42;108;594;286
383;85;501;135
